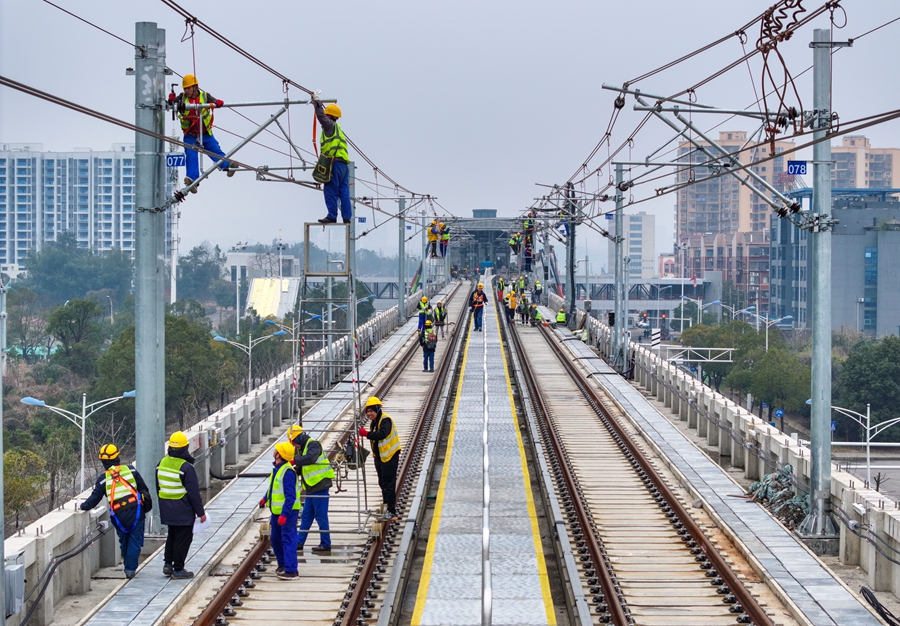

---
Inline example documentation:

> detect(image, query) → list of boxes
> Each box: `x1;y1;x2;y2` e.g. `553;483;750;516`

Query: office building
769;196;900;335
609;211;656;280
0;142;159;276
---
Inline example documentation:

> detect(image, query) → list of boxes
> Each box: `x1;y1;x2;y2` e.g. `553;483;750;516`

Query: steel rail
507;322;629;625
340;285;471;625
537;323;775;626
195;284;463;626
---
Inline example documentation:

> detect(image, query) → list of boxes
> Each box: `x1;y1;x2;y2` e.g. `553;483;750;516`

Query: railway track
505;315;779;626
183;283;470;626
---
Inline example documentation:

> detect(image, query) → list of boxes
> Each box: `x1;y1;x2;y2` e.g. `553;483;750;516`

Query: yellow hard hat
425;320;433;327
98;444;119;461
436;301;442;305
182;74;198;89
421;296;428;303
431;220;437;224
169;431;189;449
559;308;565;312
275;441;295;461
286;425;304;442
478;283;484;288
365;396;382;409
324;103;342;118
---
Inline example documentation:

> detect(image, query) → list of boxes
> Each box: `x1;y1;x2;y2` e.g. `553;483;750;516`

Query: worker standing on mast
312;93;352;224
176;74;234;193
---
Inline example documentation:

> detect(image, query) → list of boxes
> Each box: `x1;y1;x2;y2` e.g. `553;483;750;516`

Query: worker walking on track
156;432;206;579
433;301;448;338
471;283;486;331
417;296;431;331
176;74;234;193
80;444;152;579
506;290;517;323
532;280;543;304
519;296;529;324
287;425;335;555
312;93;352;224
421;319;438;372
359;397;402;521
497;277;505;301
259;442;301;579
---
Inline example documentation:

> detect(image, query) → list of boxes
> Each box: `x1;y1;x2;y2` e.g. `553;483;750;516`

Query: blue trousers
324;161;353;221
473;308;484;330
270;510;299;573
117;521;145;575
183;133;229;180
298;490;331;548
423;350;435;371
418;313;427;330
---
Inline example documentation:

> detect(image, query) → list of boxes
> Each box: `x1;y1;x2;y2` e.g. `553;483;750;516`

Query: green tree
178;244;227;303
836;336;900;439
4;449;47;529
7;286;48;363
47;299;104;357
22;232;133;305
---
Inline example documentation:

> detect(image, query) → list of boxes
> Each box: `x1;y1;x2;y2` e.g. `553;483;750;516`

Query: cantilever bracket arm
175;105;289;199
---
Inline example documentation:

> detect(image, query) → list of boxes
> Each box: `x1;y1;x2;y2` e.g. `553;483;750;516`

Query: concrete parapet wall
3;291;426;626
548;293;900;596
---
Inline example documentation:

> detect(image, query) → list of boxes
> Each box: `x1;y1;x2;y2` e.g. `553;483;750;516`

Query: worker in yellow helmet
287;425;335;554
359;397;402;521
80;444;151;579
427;220;440;258
417;295;432;331
174;74;234;194
156;431;206;579
439;222;451;257
311;91;352;224
471;282;487;331
258;442;300;579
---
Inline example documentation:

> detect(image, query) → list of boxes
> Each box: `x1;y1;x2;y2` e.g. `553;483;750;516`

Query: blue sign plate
166;154;186;168
787;160;807;175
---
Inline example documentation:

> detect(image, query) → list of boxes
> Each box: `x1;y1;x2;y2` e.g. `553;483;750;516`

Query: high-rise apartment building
770;196;900;335
608;211;656;280
676;131;794;242
832;135;900;189
0;143;154;275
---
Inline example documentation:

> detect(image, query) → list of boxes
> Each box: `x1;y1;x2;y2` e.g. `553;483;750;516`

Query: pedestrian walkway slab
556;332;881;626
412;293;556;626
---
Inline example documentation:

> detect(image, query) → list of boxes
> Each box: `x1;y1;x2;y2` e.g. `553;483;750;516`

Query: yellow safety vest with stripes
300;439;335;490
267;462;302;514
320;122;349;162
105;465;139;511
179;90;214;135
157;456;187;500
374;413;401;463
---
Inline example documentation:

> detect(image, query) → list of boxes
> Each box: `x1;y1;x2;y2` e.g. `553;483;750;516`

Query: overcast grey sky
2;1;899;268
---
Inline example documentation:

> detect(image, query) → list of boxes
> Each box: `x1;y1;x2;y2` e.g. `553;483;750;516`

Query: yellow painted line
411;315;473;622
497;317;558;625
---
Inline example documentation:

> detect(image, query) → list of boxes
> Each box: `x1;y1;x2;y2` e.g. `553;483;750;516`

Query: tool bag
313;152;334;184
344;437;370;471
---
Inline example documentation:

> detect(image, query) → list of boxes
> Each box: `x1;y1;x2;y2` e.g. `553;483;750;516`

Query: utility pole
421;209;429;292
134;22;166;531
168;133;179;304
398;196;406;322
800;28;847;538
0;280;8;625
565;182;577;322
612;164;625;368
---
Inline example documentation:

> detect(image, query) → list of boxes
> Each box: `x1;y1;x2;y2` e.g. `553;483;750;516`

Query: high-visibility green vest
268;462;302;514
157;456;187;500
418;302;430;315
498;279;505;290
440;226;450;241
105;465;139;510
556;311;567;323
299;439;335;490
373;414;401;463
534;309;542;321
524;218;534;230
320;121;349;162
433;306;447;322
179;91;214;135
518;278;525;291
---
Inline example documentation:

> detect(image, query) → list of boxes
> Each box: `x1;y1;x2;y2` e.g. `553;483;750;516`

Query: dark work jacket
81;461;150;531
364;408;397;467
292;432;332;494
155;447;206;526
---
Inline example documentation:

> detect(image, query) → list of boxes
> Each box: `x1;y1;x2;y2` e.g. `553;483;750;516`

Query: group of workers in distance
415;296;447;372
173;76;353;225
508;211;537;272
80;395;402;582
427;220;451;258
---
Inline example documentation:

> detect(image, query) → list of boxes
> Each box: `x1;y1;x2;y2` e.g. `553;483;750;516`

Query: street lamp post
744;312;794;352
657;285;674;329
679;295;720;327
106;295;114;324
214;330;287;393
720;304;755;323
21;390;136;492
